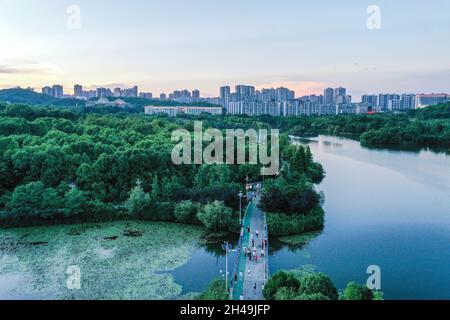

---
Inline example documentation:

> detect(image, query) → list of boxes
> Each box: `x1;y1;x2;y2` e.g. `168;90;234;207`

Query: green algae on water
0;221;204;300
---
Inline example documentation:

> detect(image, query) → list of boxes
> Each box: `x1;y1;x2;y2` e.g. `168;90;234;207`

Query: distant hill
0;88;219;109
0;88;87;107
0;88;57;105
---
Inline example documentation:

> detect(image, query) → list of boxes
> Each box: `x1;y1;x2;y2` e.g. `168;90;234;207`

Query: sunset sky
0;0;449;98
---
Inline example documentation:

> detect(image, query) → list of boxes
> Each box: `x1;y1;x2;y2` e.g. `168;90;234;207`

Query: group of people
242;227;267;264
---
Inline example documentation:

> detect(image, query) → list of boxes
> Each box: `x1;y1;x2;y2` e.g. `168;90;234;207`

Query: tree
259;177;320;215
342;282;374;300
197;278;228;300
263;271;301;300
125;180;151;217
64;187;89;216
264;270;338;301
296;293;330;300
298;272;338;300
150;176;160;202
196;201;233;232
305;146;313;167
290;147;306;174
7;182;62;218
174;200;199;224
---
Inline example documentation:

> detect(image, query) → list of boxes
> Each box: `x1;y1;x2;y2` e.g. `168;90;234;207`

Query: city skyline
1;0;449;97
9;82;450;107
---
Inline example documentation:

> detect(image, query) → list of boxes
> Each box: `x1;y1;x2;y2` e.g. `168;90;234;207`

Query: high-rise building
96;88;112;98
389;99;402;111
74;84;83;97
378;94;390;108
324;88;334;105
42;86;52;96
334;87;346;105
235;85;255;100
139;92;153;99
114;88;122;97
192;90;200;100
52;85;64;98
220;86;231;106
275;87;295;102
160;93;167;100
415;94;448;108
401;94;416;110
362;94;378;107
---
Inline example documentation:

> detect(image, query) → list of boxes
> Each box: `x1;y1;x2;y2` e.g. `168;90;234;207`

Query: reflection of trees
199;233;239;258
199;231;322;258
269;231;323;254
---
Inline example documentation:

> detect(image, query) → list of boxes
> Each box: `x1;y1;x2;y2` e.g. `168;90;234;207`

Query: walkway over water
231;199;269;300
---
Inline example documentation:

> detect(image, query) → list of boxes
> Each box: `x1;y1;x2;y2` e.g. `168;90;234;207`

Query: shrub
341;282;374;300
174;200;200;224
196;201;233;232
197;278;228;300
267;207;324;236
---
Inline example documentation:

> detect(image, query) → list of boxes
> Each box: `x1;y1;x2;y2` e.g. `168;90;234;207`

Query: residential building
415;94;449;108
52;85;64;98
324;88;334;105
139;92;153;99
361;94;378;107
144;106;223;117
74;84;83;97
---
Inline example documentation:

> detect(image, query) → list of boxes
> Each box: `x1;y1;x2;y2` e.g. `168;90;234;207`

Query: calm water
173;136;450;300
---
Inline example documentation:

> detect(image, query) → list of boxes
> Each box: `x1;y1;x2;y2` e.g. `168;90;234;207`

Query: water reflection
173;135;450;300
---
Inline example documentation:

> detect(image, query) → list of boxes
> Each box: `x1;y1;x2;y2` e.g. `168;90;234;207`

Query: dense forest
0;103;244;228
1;98;447;233
0;102;323;236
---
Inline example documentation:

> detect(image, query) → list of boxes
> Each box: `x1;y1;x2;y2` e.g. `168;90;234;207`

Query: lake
1;135;449;300
174;135;450;300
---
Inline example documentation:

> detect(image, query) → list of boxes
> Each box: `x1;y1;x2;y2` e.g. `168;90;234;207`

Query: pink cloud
256;81;327;97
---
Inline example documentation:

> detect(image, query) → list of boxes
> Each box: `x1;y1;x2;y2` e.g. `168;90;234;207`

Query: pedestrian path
232;198;269;300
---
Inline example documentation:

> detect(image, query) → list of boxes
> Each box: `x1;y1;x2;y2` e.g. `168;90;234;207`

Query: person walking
253;283;257;295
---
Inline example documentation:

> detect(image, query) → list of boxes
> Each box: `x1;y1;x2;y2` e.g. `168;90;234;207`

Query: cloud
0;65;24;74
0;62;62;76
256;80;327;97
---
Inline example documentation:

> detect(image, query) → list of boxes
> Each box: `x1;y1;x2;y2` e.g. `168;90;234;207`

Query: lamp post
221;242;235;296
238;191;246;226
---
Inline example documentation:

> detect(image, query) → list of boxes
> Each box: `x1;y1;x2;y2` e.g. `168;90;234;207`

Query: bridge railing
264;211;270;282
229;203;251;299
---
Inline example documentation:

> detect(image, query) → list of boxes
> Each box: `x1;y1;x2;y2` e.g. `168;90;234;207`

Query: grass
0;221;204;300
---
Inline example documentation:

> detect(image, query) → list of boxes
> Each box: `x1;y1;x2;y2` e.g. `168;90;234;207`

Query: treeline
0;88;219;109
0;104;251;229
259;137;326;236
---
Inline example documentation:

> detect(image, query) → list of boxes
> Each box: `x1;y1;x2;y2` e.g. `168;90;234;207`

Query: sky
0;0;449;99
